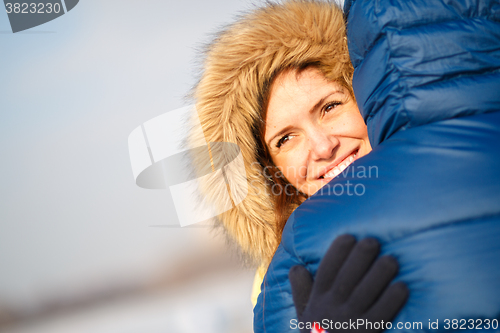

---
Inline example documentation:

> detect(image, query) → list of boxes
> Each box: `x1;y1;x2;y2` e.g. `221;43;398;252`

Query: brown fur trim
190;0;352;267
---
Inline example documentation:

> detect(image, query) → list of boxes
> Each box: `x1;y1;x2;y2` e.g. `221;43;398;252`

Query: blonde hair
192;0;353;267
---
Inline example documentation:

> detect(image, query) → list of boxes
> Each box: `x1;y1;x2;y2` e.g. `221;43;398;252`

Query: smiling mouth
318;150;359;180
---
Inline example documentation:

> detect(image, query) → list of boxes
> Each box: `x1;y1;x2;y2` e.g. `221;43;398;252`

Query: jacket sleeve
253;242;301;333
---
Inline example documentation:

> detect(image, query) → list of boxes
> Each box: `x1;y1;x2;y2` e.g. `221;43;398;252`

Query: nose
308;130;339;160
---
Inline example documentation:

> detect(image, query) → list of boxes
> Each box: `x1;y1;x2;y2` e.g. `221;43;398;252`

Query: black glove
289;235;408;333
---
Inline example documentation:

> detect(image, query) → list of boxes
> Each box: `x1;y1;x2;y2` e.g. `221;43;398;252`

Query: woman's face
264;67;372;196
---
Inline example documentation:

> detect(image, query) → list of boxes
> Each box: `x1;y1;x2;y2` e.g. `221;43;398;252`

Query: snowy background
0;1;272;332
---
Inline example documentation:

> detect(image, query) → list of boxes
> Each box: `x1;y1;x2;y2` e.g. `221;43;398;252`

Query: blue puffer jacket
254;0;500;332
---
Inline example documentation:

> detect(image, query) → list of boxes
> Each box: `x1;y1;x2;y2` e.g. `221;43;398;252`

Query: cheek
352;120;368;139
348;113;372;152
354;119;370;145
336;109;369;139
273;152;308;185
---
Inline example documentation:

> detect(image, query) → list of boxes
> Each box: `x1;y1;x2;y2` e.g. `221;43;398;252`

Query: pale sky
0;0;269;309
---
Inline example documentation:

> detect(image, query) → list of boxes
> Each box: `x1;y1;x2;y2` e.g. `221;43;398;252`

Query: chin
299;182;325;196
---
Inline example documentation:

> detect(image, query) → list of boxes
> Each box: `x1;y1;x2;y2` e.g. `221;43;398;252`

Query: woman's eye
276;134;292;148
323;101;341;114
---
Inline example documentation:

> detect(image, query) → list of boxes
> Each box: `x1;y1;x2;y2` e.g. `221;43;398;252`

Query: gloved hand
289;235;408;333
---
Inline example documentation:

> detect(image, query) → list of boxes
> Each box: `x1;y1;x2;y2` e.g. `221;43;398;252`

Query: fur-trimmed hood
190;0;352;267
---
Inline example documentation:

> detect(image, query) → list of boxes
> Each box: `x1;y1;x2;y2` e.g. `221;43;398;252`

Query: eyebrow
266;90;343;147
309;95;329;114
267;125;294;147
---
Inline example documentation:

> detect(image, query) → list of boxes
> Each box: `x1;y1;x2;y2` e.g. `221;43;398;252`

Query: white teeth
321;151;358;180
324;167;339;179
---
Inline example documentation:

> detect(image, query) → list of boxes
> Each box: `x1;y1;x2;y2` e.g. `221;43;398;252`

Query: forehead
270;68;330;98
265;68;344;127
